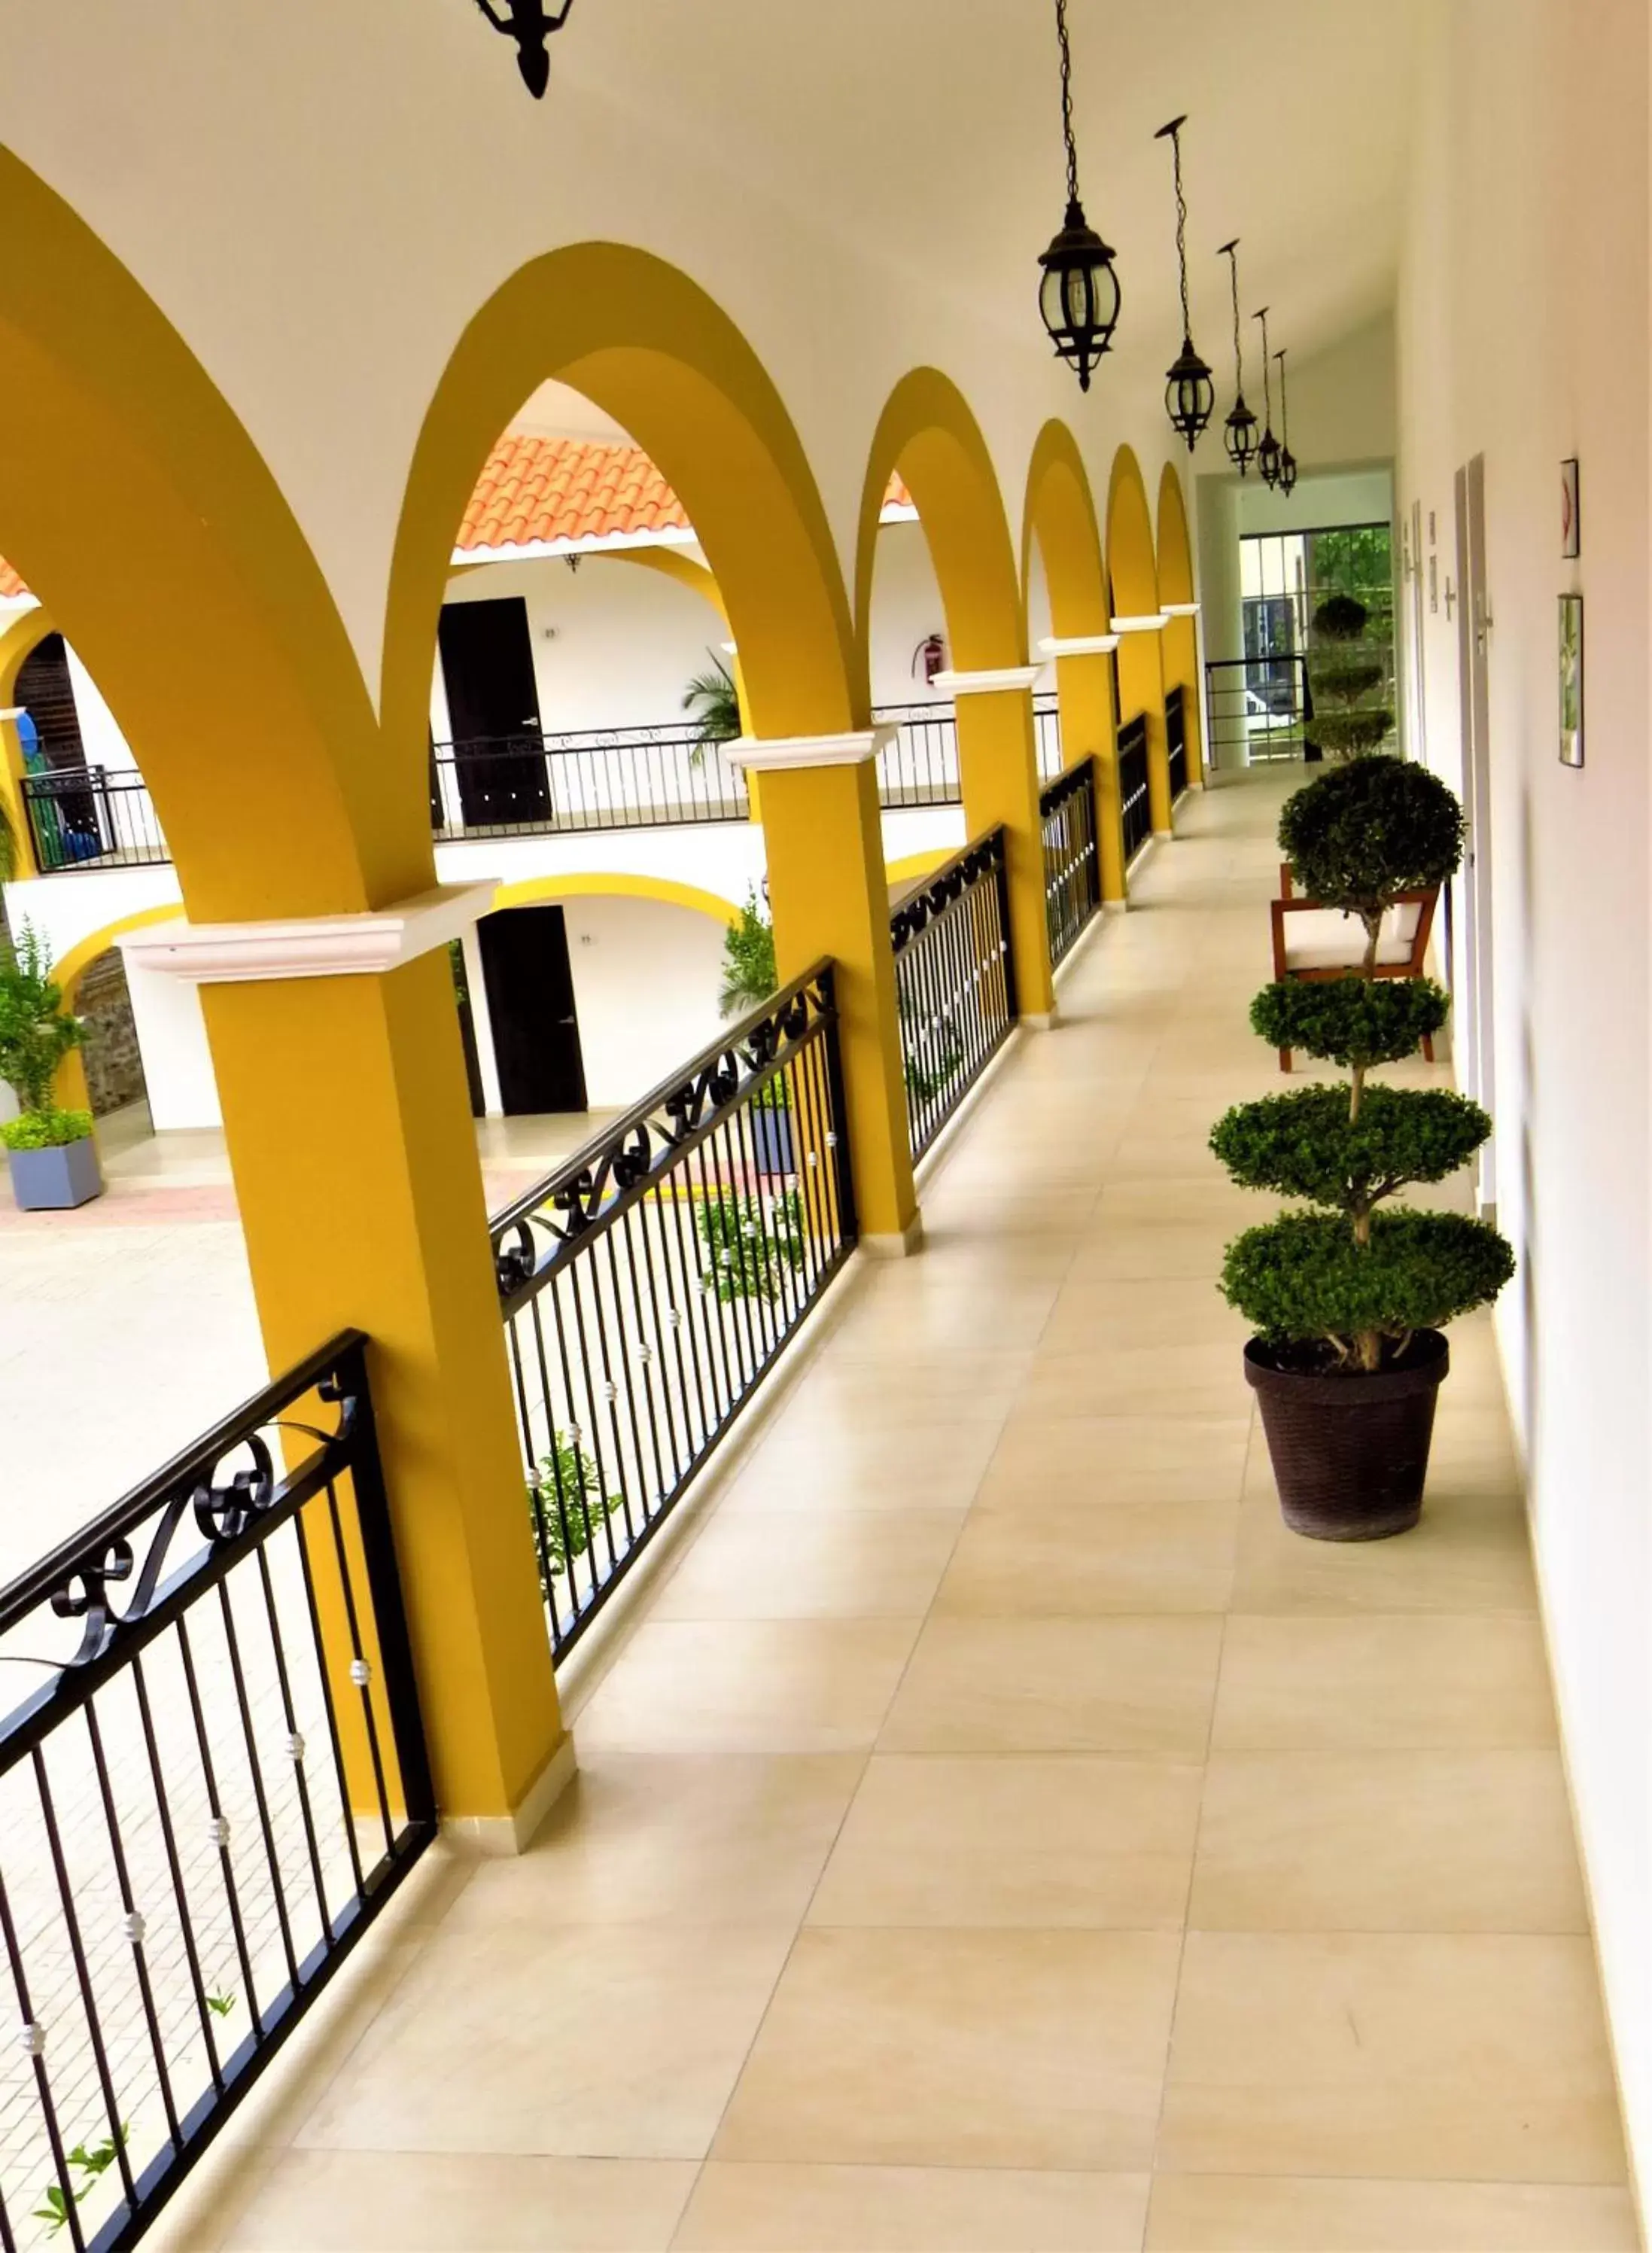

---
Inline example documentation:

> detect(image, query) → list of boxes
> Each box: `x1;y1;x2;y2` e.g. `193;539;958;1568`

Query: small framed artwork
1562;458;1581;559
1559;594;1584;768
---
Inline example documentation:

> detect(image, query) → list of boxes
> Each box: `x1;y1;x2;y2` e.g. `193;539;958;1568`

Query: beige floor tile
1233;1492;1538;1614
675;2163;1151;2250
723;1419;1002;1512
294;1923;794;2160
576;1619;920;1753
442;1755;863;1929
1023;1341;1249;1420
879;1615;1222;1756
1144;2172;1641;2251
1160;1931;1626;2183
808;1752;1202;1927
713;1926;1181;2170
653;1509;963;1619
936;1498;1237;1614
1066;1223;1237;1281
983;1413;1252;1509
765;1353;1029;1429
1036;1278;1249;1355
1189;1750;1589;1931
218;2151;697;2250
1212;1615;1559;1750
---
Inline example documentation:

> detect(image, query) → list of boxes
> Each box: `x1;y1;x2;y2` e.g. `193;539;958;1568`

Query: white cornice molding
117;883;497;986
1110;613;1170;635
1163;601;1200;618
1037;635;1121;659
932;665;1046;696
726;723;896;773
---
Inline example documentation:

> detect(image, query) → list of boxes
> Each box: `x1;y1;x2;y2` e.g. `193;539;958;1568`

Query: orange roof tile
0;446;915;595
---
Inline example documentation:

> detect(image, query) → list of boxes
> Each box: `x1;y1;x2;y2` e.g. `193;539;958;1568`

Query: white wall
1396;0;1652;2200
869;522;953;709
64;645;138;776
120;960;220;1129
561;895;727;1109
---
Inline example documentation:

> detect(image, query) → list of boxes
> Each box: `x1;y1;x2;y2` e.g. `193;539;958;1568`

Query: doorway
437;596;552;830
476;905;588;1115
1453;458;1497;1220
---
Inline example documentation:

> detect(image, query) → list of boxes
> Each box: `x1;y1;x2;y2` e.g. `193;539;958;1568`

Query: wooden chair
1270;863;1440;1073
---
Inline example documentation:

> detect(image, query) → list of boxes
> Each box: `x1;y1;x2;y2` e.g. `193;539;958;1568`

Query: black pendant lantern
1218;240;1259;476
1275;347;1298;497
1155;116;1215;451
1037;0;1121;391
471;0;575;99
1253;307;1282;489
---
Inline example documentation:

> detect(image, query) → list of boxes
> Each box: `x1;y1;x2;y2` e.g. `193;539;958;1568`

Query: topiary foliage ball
1222;1209;1516;1348
1251;978;1450;1070
1313;593;1370;643
1279;755;1464;913
1211;1086;1492;1210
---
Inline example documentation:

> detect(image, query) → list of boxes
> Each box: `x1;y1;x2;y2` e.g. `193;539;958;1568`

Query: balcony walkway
172;775;1634;2253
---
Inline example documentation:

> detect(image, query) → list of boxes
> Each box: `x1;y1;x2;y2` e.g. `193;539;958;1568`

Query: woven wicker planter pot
1244;1330;1450;1541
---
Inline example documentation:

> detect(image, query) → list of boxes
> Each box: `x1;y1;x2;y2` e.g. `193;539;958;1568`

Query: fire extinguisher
913;632;947;685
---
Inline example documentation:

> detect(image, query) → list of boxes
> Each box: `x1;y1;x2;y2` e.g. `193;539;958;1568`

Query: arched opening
1157;461;1205;794
856;369;1054;1018
1106;444;1171;839
1021;421;1125;900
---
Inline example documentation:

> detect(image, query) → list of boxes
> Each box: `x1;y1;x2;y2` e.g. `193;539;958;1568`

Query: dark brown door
477;906;588;1116
437;597;551;829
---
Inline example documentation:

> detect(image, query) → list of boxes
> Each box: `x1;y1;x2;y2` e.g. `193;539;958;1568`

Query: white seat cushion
1282;902;1419;973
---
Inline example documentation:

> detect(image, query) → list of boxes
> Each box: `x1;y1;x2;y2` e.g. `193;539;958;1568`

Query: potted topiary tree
0;921;103;1210
719;889;793;1177
1304;593;1394;763
1211;757;1514;1538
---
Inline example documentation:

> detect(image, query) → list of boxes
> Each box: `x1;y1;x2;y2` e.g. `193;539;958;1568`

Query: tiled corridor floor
172;775;1636;2251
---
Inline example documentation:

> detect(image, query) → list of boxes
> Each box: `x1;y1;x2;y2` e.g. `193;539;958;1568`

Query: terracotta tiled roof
0;446;917;595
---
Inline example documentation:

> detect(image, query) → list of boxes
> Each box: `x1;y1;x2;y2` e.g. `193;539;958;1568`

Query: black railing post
996;840;1021;1023
818;964;860;1247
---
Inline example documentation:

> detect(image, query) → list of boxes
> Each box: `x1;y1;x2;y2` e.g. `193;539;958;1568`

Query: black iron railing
1167;684;1190;801
1040;760;1101;970
1203;653;1311;770
491;965;857;1660
431;726;749;837
20;771;169;874
872;704;960;809
1033;693;1064;781
1118;714;1153;865
890;830;1017;1162
0;1335;433;2253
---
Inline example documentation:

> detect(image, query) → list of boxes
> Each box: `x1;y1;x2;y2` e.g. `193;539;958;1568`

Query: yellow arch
489;870;742;927
1021;422;1125;900
1156;461;1204;790
855;369;1025;675
1106;445;1171;836
884;846;963;891
0;150;397;921
383;244;858;755
0;602;53;877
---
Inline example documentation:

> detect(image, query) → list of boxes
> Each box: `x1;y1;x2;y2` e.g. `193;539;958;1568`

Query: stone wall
75;948;148;1117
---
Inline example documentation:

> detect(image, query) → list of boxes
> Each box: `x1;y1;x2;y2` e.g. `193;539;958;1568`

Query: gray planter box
8;1137;104;1210
751;1107;794;1177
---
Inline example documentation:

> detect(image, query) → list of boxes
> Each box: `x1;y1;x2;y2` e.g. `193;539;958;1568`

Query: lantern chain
1054;0;1080;209
1223;242;1245;391
1276;348;1291;444
1170;125;1191;336
1255;308;1273;425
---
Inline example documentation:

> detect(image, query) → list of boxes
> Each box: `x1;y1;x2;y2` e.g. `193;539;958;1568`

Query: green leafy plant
0;920;84;1116
682;653;742;767
696;1190;806;1302
1212;757;1514;1372
1;1106;93;1151
1305;592;1395;761
719;890;777;1020
205;1990;236;2019
35;2124;129;2234
532;1433;624;1591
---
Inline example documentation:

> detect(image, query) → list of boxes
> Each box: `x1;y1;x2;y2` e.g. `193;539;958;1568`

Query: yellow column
1164;607;1206;787
1115;619;1172;836
943;668;1057;1025
737;732;920;1253
126;900;569;1849
1044;638;1125;905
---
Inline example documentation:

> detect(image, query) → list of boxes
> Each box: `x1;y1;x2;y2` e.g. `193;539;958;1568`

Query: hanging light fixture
1275;347;1298;496
1155;116;1215;451
1218;240;1259;476
1036;0;1121;391
470;0;575;99
1253;308;1282;489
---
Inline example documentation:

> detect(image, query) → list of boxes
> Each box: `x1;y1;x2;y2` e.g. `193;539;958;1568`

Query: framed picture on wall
1559;594;1584;769
1561;458;1581;559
